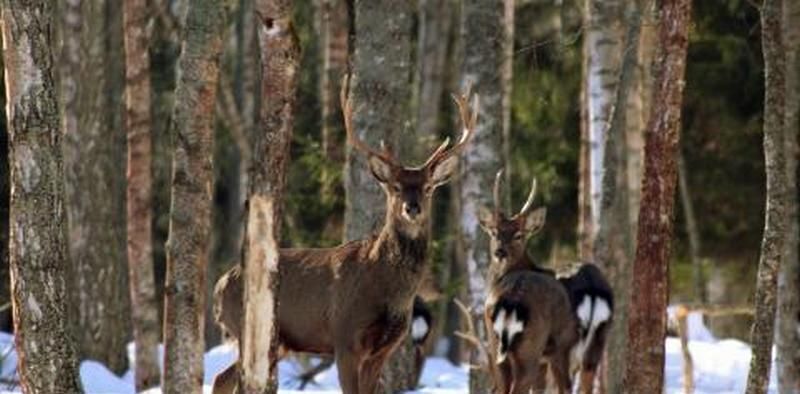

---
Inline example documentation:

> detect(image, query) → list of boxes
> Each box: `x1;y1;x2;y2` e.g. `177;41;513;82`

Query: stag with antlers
211;76;478;394
472;171;578;394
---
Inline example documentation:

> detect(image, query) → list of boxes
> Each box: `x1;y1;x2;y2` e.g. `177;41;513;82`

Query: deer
211;76;478;394
474;170;578;394
556;263;613;394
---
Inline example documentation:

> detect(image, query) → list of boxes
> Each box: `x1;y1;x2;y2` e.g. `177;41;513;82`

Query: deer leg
211;361;239;394
549;352;573;394
336;352;361;394
509;357;543;394
531;361;548;393
579;368;596;394
492;360;513;394
358;351;393;394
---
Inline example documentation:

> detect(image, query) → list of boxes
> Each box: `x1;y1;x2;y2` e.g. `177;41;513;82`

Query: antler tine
518;177;538;216
493;169;504;218
423;86;479;169
340;74;395;163
453;299;490;370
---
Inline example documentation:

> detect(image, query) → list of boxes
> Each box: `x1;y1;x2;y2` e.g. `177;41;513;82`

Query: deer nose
404;202;421;218
494;248;508;259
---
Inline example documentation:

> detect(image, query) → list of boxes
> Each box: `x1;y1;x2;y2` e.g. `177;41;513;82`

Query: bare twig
453;299;489;370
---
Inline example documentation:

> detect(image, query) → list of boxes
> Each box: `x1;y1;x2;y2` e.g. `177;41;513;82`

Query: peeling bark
459;0;509;392
746;1;789;393
2;1;82;391
238;0;300;391
776;0;800;391
123;0;161;389
623;0;691;391
161;0;225;392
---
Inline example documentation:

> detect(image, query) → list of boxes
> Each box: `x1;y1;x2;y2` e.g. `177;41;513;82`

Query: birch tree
123;0;161;389
746;0;789;392
776;0;800;391
61;0;131;373
459;0;509;391
238;0;300;391
624;0;691;391
161;0;225;392
592;1;641;391
2;0;82;391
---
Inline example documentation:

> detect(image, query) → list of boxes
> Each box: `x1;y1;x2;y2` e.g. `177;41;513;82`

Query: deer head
341;75;478;238
478;170;547;278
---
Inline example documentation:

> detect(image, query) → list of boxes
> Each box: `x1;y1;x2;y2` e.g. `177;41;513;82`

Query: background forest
0;0;797;393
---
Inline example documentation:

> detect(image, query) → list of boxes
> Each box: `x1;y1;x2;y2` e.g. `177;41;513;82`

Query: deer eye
513;233;524;241
392;184;402;193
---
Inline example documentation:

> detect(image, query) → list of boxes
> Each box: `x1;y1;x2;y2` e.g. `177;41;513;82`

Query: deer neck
488;254;536;284
370;215;429;273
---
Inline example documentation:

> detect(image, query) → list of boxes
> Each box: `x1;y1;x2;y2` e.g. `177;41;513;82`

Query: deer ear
367;155;393;184
429;155;459;188
522;207;546;234
477;206;495;233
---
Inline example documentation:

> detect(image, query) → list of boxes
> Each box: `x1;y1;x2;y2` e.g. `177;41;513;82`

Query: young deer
212;79;478;394
477;171;578;394
557;263;613;394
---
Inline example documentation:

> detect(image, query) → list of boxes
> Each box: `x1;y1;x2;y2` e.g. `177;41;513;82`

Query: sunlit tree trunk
237;0;300;392
592;1;641;391
0;55;8;334
776;1;800;392
2;1;83;391
746;0;789;393
123;0;161;389
161;0;225;392
459;1;509;392
624;0;691;391
317;0;349;166
678;151;707;303
584;0;623;242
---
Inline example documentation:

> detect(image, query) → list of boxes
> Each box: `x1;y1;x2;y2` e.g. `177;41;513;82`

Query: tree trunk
746;1;789;393
343;1;415;390
161;0;225;392
584;0;624;242
592;1;641;391
61;0;131;374
123;0;161;389
623;0;691;391
2;1;83;391
0;26;10;335
776;1;800;392
678;150;707;303
459;1;509;392
317;0;349;166
238;1;300;392
415;0;453;152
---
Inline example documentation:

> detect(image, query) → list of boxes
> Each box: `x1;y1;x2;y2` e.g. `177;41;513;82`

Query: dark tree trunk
237;0;300;392
459;0;509;392
61;0;131;374
2;1;83;391
623;0;691;391
777;1;800;392
123;0;161;389
746;1;789;393
0;35;10;335
161;0;225;392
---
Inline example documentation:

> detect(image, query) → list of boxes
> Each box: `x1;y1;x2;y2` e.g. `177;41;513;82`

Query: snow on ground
0;311;778;393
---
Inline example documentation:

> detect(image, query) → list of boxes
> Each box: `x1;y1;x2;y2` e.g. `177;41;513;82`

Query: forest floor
0;309;778;393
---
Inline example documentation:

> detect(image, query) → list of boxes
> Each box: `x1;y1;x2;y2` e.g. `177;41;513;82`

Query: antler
517;177;538;216
340;74;395;163
453;299;490;371
493;169;504;218
423;85;479;168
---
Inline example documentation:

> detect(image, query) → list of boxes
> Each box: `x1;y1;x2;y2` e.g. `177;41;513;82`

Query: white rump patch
411;316;429;341
592;298;611;326
506;310;524;341
576;295;593;328
492;308;507;338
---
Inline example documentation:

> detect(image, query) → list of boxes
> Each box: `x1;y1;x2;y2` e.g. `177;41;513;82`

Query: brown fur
478;173;579;394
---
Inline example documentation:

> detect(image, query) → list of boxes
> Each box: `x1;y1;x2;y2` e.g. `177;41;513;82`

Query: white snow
0;311;779;393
